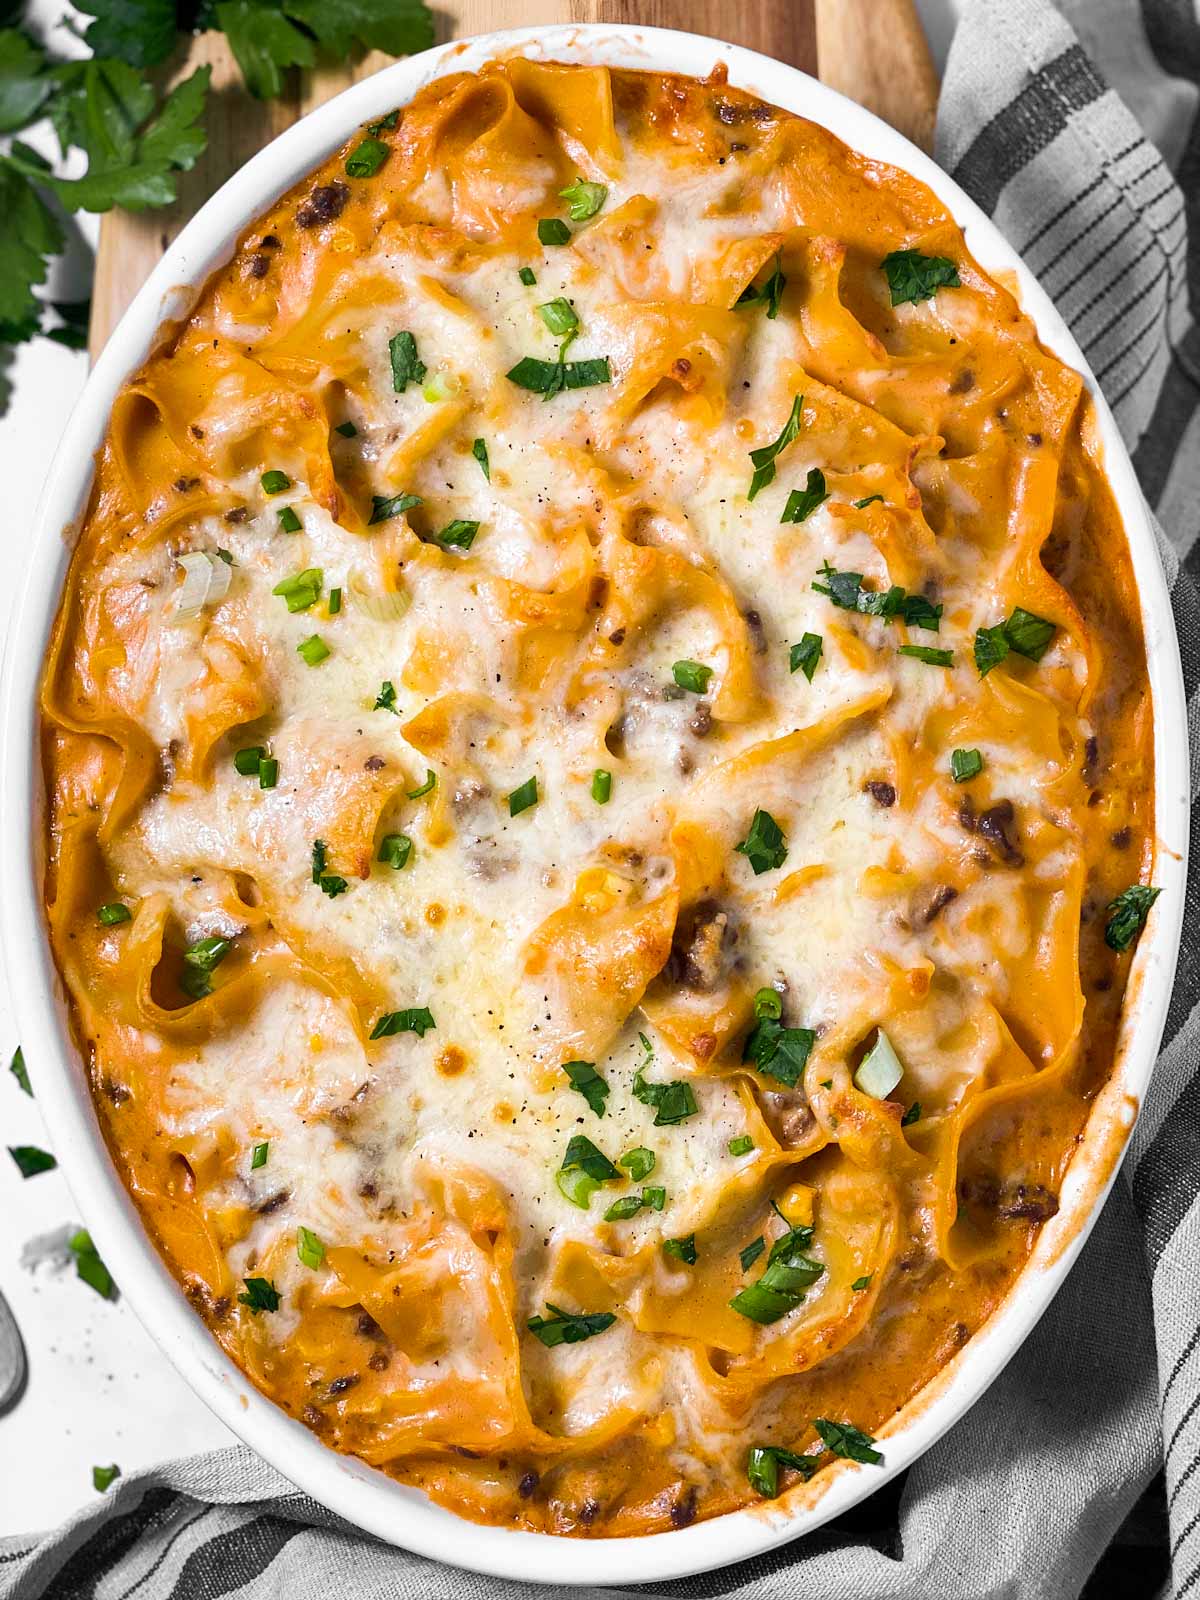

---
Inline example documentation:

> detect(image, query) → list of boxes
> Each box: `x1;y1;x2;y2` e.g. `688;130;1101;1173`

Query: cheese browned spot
41;59;1154;1536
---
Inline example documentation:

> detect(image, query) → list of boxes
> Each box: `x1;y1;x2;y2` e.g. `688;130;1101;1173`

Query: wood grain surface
87;0;937;358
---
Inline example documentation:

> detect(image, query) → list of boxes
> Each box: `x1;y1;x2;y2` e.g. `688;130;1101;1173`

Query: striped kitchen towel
1;0;1198;1595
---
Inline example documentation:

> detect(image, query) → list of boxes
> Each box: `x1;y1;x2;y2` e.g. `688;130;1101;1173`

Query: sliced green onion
537;217;571;245
97;903;131;926
260;470;290;493
508;776;538;816
672;659;712;695
378;833;413;870
296;1226;325;1270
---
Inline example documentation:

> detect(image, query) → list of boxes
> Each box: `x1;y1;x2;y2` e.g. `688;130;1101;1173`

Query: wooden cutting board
87;0;938;358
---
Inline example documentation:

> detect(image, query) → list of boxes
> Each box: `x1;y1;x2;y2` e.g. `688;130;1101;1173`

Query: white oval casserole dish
0;22;1188;1588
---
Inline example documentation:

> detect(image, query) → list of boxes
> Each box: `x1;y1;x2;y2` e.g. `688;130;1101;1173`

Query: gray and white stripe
2;0;1198;1595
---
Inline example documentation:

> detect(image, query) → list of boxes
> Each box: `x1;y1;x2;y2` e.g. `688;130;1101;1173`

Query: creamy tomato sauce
41;60;1156;1535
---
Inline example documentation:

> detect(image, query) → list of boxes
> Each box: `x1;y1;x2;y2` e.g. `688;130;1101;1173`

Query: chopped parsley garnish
1105;885;1161;952
739;1236;766;1271
296;1226;325;1270
780;468;829;524
735;809;788;875
672;659;712;695
537;296;578;335
901;1101;922;1127
591;768;612;804
251;1141;269;1169
328;588;342;614
506;354;612;395
855;494;884;508
378;833;413;870
92;1464;121;1493
260;469;290;493
345;136;388;177
335;420;357;438
472;437;490;479
272;567;321;612
736;252;786;318
747;1444;819;1498
8;1144;56;1178
563;1059;609;1118
216;549;234;564
10;1048;30;1096
663;1233;697;1265
527;1303;615;1346
374;680;398;713
811;563;942;629
180;935;231;1000
730;1215;824;1324
618;1146;656;1182
69;1229;115;1299
729;1134;755;1157
367;112;400;136
407;769;436;799
632;1035;699;1126
742;987;815;1087
277;506;302;533
438;519;479;549
370;1006;435;1040
748;393;803;501
508;776;539;816
389;329;426;392
238;1276;280;1314
368;491;421;525
97;902;131;926
310;838;348;897
851;1274;873;1290
950;747;983;783
813;1417;883;1464
789;632;823;681
1004;606;1057;661
556;1134;620;1209
974;607;1056;675
297;634;330;666
881;248;961;305
518;266;536;286
899;644;953;667
559;176;607;220
537;217;571;246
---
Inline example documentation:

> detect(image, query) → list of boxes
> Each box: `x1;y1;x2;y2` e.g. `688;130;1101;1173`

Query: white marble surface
0;0;959;1540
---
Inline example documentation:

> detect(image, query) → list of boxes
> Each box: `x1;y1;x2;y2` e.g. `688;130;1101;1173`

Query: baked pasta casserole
41;58;1160;1535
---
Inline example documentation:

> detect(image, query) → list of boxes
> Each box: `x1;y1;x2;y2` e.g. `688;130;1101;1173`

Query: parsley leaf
632;1035;698;1126
8;1144;56;1178
0;27;52;132
10;1046;31;1096
1104;885;1161;952
563;1059;608;1117
238;1275;280;1314
734;808;788;875
730;1217;823;1324
736;252;786;318
527;1302;615;1346
73;0;177;69
69;1228;116;1299
32;62;210;212
0;162;62;328
369;490;421;525
881;248;960;305
214;0;432;100
789;632;822;681
663;1233;697;1265
747;393;803;500
780;467;829;524
975;608;1056;674
506;354;611;394
388;329;425;392
370;1006;435;1039
743;987;815;1087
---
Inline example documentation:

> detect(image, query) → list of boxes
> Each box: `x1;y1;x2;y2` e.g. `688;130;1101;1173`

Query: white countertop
0;0;958;1540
